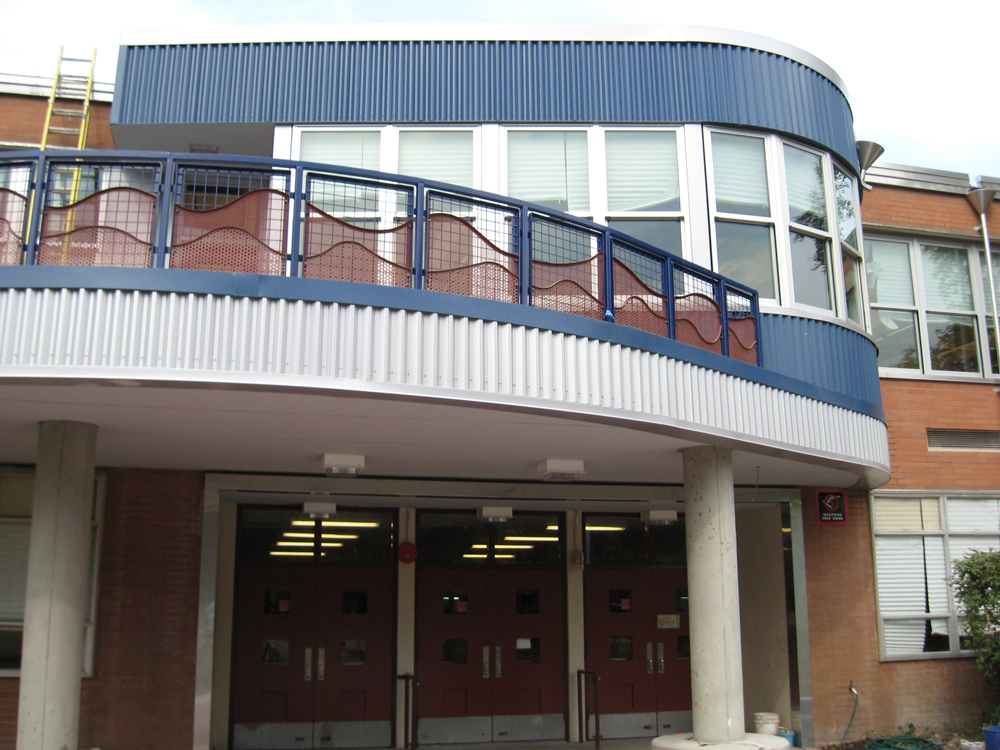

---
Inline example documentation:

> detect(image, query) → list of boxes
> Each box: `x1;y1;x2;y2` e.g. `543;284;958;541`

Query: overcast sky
1;0;997;181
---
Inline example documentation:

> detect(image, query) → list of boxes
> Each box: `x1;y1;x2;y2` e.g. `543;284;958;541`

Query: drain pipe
967;188;999;375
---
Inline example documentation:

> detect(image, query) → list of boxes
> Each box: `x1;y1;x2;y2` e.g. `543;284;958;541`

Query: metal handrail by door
577;669;600;750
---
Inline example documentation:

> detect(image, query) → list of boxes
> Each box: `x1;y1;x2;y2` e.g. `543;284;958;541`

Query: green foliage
953;550;1000;686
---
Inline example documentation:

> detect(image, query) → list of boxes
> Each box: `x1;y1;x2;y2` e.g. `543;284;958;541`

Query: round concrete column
17;421;98;750
682;445;745;743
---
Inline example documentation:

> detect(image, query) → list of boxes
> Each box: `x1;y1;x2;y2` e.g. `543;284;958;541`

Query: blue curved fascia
0;265;884;422
114;40;859;172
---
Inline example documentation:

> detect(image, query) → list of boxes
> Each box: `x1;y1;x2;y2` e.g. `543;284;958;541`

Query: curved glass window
507;130;589;213
712;133;770;217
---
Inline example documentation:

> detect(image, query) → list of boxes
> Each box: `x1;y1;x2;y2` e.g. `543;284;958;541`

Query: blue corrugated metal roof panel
114;40;858;170
759;314;882;410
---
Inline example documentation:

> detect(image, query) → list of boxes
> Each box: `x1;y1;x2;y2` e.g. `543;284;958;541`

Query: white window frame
0;470;104;678
871;491;1000;661
867;235;998;380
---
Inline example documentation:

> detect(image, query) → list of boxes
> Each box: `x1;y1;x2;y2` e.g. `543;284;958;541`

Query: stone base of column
653;733;791;750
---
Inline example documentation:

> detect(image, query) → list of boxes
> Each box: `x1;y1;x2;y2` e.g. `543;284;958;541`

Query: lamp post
967;188;1000;375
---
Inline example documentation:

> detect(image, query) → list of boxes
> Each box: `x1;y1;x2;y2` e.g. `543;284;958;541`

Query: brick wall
880;379;1000;491
0;92;114;149
803;489;994;745
0;469;205;750
863;183;1000;241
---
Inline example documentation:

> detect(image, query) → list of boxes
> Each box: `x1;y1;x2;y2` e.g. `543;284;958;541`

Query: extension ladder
40;46;96;151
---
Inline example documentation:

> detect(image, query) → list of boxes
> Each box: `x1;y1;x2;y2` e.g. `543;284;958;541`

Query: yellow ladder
40;46;96;151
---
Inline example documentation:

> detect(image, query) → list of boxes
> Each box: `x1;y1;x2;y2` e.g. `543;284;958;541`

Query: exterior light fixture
303;501;338;519
537;459;585;481
477;506;513;523
322;453;365;476
856;141;885;191
641;509;679;525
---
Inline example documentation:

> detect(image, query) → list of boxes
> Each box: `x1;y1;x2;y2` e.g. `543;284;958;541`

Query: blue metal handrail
0;149;761;365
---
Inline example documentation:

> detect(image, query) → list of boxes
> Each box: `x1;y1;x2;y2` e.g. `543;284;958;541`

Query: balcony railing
0;150;760;365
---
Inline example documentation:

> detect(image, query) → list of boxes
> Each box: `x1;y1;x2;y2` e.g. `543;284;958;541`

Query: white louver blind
300;131;381;171
874;535;949;656
507;131;589;213
605;131;679;212
866;239;915;306
711;132;770;217
946;498;1000;532
399;131;474;188
921;245;974;311
783;144;827;230
0;520;29;622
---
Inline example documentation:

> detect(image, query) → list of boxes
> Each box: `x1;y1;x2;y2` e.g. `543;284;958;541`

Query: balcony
0;150;759;366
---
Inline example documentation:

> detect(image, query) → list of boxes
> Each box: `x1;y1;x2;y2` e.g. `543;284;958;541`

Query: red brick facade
0;92;114;150
862;183;1000;242
0;469;204;750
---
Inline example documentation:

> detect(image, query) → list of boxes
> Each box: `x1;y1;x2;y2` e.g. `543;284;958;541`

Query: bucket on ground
779;731;795;747
984;726;1000;750
754;712;780;735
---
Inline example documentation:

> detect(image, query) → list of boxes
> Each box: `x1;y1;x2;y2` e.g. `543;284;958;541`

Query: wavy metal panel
0;288;888;470
759;314;882;408
114;41;858;170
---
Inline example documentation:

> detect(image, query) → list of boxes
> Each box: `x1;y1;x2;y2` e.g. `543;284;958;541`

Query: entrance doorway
415;512;567;744
231;508;396;750
582;515;691;739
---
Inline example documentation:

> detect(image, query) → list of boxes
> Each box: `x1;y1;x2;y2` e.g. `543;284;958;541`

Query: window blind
606;131;679;212
712;133;770;217
300;131;380;171
867;240;914;306
507;131;589;213
399;131;473;188
0;520;29;622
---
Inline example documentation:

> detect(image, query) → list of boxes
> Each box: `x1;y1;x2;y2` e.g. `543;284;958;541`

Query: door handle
495;646;501;679
646;642;653;674
305;646;312;681
318;647;325;681
483;646;490;678
658;642;665;674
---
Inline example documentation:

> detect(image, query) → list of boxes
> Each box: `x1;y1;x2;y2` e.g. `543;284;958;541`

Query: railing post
152;156;174;269
289;165;304;277
412;183;426;290
750;291;763;368
24;153;47;266
718;279;731;358
519;206;531;306
665;256;677;341
602;231;614;322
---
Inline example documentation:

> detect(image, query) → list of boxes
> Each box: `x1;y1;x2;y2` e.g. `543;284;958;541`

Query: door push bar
482;646;503;678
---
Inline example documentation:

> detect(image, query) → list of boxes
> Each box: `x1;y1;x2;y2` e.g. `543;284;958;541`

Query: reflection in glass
341;639;367;665
784;145;827;231
677;635;690;659
443;590;468;614
716;221;775;299
516;637;541;663
843;251;863;323
790;231;832;310
610;636;633;661
443;638;468;664
872;310;919;369
398;130;473;187
922;246;973;310
609;219;682;259
262;639;290;665
265;589;292;614
835;168;858;248
712;133;770;217
610;589;632;613
981;251;1000;314
508;131;589;212
927;313;979;372
606;131;680;211
866;239;914;305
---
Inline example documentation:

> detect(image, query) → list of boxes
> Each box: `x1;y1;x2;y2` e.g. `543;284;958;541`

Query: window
872;494;1000;659
300;130;380;171
866;237;999;376
506;130;589;213
398;130;474;188
709;132;777;299
0;470;103;676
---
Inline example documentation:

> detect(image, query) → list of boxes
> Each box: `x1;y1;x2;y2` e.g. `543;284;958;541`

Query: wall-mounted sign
657;614;681;629
816;489;848;525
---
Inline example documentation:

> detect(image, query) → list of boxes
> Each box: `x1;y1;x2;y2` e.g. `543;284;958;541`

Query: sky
1;0;997;182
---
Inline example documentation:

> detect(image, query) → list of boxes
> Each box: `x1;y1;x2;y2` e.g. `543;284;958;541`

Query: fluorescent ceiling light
585;526;626;532
504;536;558;542
322;521;379;528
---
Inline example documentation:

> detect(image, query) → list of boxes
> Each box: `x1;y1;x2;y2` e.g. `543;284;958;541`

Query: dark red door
232;566;395;749
584;568;690;738
417;567;566;743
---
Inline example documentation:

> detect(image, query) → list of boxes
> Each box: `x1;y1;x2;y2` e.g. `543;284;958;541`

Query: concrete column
395;507;417;748
17;421;98;750
682;445;744;743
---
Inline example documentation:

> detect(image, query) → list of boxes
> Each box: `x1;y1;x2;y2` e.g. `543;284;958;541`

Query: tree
953;551;1000;698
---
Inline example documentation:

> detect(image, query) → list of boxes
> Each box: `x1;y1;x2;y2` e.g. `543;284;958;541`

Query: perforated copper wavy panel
42;188;156;244
675;293;722;354
304;206;412;287
426;213;518;303
36;227;152;268
170;228;284;275
612;258;668;337
0;189;26;265
728;317;758;365
532;254;604;319
172;189;287;252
